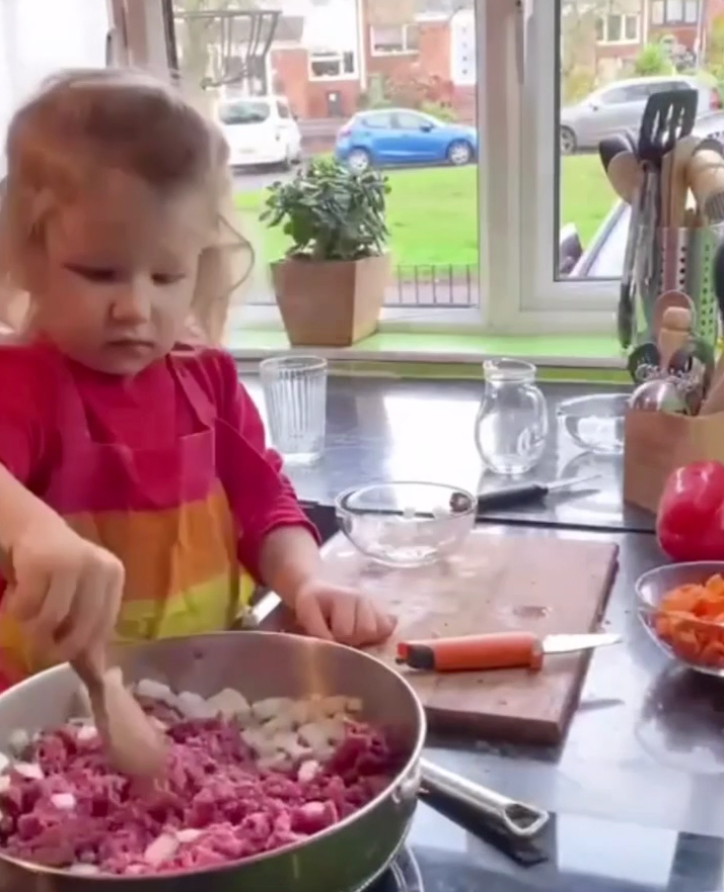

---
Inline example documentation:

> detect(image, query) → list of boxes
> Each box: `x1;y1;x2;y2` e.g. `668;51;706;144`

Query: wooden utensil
653;290;695;335
657;305;692;370
0;547;166;778
319;528;619;745
599;134;642;203
667;135;699;227
686;140;724;223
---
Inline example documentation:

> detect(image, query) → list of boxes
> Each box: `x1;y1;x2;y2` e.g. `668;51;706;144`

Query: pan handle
419;758;549;839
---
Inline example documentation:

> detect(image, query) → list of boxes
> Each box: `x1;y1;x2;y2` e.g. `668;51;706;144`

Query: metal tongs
420;758;549;838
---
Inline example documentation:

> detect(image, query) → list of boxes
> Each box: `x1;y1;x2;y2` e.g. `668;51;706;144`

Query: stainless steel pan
0;632;548;891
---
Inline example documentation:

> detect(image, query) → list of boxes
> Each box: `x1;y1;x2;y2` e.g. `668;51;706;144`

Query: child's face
28;177;210;375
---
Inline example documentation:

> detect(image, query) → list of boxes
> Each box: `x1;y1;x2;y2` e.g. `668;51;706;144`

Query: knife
396;631;621;673
475;473;601;512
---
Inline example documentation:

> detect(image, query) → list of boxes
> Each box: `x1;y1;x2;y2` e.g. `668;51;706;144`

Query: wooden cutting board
321;528;619;746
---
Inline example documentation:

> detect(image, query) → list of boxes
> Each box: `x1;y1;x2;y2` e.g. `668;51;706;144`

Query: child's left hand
293;579;396;648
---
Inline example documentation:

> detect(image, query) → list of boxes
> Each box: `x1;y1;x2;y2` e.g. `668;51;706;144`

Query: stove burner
367;848;423;892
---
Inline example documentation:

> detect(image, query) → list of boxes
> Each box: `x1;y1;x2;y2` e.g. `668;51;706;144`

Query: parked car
560;75;721;155
560;116;724;277
334;109;478;172
216;96;302;170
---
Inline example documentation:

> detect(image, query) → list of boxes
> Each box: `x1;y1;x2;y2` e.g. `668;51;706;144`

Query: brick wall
271;47;361;120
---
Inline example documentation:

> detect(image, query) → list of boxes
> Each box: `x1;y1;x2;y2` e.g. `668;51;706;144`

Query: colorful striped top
0;341;316;588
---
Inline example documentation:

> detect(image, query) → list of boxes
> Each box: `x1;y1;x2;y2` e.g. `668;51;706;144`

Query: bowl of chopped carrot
636;562;724;676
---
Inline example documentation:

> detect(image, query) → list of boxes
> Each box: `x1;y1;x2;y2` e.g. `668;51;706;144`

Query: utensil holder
639;224;724;346
624;408;724;514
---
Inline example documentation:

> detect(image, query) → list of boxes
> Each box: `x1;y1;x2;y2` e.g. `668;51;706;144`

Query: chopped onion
14;762;43;780
76;725;98;742
135;679;175;706
50;793;76;811
176;828;203;844
205;688;250;720
143;833;179;867
8;730;30;758
298;759;321;783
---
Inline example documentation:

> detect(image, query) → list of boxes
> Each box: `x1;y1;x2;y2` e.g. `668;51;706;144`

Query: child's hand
294;580;396;648
5;521;125;662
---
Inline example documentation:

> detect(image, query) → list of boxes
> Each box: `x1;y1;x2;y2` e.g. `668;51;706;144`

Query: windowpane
0;0;110;178
667;0;684;20
556;0;712;289
684;0;698;23
166;0;481;330
652;1;664;24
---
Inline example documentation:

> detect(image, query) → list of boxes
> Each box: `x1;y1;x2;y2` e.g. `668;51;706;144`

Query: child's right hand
4;521;124;662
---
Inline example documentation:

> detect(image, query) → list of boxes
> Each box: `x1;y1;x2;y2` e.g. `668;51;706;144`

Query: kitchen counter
244;377;654;534
255;523;724;841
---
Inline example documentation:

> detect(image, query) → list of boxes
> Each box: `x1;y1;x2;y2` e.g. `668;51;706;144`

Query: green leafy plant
261;158;390;262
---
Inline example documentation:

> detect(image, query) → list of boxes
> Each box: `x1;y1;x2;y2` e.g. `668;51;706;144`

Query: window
359;112;394;129
218;100;270;126
651;0;698;24
395;112;434;130
308;50;357;80
595;13;640;45
370;24;420;56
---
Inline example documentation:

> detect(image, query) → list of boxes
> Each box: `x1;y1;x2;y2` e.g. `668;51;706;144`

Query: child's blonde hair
0;68;252;345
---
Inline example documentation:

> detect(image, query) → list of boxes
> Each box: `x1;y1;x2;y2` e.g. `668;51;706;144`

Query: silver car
559;75;721;155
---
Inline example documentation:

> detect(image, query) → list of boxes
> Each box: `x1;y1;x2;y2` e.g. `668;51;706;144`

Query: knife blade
396;631;620;673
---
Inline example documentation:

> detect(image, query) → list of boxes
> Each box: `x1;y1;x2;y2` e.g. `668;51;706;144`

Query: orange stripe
0;572;256;682
65;483;237;602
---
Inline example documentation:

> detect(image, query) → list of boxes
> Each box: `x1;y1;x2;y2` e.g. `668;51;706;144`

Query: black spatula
618;89;698;348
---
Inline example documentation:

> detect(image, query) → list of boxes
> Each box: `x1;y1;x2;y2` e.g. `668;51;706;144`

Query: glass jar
474;359;549;475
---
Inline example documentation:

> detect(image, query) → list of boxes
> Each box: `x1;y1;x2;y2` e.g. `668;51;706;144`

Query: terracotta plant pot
271;253;390;348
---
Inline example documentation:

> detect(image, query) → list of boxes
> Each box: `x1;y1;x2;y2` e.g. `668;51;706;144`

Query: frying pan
0;632;549;891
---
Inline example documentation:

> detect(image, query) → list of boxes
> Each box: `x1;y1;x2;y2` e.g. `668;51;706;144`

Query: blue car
334;108;478;172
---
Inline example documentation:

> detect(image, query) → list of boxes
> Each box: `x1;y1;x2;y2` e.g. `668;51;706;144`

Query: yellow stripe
0;571;255;682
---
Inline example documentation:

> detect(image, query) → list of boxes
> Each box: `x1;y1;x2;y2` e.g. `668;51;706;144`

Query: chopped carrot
653;574;724;669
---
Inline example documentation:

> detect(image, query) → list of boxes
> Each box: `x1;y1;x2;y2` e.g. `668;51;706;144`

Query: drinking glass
474;358;548;475
259;355;328;464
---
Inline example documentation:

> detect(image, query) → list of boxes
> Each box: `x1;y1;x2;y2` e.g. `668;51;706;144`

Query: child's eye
65;264;120;284
152;273;186;286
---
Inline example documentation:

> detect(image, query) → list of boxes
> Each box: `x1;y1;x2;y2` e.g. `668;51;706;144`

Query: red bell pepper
656;461;724;562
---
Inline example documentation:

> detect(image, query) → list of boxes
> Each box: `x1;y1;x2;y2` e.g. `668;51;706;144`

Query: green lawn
235;154;617;267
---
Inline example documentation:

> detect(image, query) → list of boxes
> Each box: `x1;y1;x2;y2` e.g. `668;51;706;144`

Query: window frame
118;0;617;338
369;23;419;56
307;49;358;82
595;11;641;45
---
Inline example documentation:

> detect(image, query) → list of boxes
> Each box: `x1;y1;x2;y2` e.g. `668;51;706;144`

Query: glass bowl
557;393;629;454
635;561;724;677
335;482;476;568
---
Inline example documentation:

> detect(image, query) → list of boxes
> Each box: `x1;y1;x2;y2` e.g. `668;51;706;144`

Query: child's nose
111;279;152;323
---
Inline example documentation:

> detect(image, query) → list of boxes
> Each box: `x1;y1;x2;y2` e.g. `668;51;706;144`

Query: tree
633;42;674;77
560;0;641;103
706;14;724;82
173;0;267;89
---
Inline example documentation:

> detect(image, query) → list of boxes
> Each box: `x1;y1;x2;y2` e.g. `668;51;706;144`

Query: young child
0;68;394;688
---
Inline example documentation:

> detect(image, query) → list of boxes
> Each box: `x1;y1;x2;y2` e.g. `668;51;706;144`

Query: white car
216;96;302;170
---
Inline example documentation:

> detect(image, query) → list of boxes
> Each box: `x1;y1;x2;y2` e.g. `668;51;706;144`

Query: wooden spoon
73;651;167;779
0;547;166;778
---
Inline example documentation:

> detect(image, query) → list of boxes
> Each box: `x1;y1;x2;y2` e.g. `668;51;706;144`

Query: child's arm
214;352;394;646
213;353;321;605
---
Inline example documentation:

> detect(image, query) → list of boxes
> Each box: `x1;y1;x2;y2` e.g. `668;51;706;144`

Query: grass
235;154;618;267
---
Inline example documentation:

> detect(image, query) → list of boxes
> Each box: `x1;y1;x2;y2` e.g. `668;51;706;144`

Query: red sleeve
209;351;320;583
0;344;52;485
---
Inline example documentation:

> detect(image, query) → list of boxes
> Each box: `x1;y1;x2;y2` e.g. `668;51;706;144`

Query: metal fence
247;263;479;308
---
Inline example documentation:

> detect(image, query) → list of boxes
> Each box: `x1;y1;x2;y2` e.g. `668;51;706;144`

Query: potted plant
261;158;391;347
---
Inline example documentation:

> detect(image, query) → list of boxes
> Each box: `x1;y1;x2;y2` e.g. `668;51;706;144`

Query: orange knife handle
396;632;544;672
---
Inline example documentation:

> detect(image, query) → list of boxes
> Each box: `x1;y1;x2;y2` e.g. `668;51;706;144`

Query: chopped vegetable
653;574;724;668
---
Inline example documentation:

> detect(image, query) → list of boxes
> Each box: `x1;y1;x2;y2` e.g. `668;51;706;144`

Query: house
270;0;476;121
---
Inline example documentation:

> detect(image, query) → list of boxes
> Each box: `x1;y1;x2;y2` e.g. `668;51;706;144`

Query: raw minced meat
0;696;400;876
